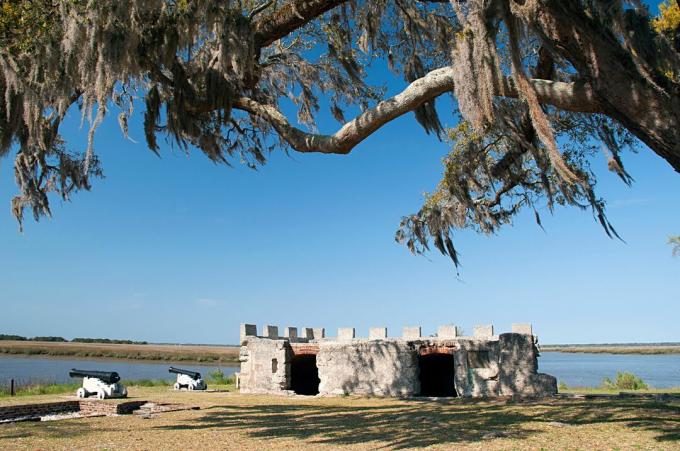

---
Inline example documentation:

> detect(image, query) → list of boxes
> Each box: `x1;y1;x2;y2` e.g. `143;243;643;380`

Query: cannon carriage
169;366;207;391
69;369;128;399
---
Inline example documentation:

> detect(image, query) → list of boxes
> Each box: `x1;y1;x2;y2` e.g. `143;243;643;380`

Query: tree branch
233;66;602;155
253;0;348;49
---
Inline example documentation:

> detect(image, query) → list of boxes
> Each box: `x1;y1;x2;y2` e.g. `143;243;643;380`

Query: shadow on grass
153;397;680;448
0;419;103;442
1;397;677;448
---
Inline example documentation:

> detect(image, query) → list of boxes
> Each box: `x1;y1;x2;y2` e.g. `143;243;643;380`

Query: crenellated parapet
240;322;535;344
239;323;326;345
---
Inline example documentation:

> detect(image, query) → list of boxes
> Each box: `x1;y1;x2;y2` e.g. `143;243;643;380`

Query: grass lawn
1;387;679;450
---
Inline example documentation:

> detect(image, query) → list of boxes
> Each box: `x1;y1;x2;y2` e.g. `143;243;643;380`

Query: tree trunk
534;0;680;173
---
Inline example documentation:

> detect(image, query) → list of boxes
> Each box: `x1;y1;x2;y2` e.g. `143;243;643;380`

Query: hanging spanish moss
1;0;677;269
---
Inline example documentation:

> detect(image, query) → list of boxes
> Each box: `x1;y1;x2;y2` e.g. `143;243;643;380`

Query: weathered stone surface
284;327;298;338
337;328;355;340
303;328;315;339
402;326;421;339
240;324;257;345
511;323;533;335
263;325;279;339
313;328;325;339
437;325;458;338
238;337;290;394
473;324;494;337
369;327;388;340
317;341;418;396
497;333;557;397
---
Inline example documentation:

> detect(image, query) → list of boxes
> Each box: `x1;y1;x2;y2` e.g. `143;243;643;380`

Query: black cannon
69;369;127;399
169;366;201;380
69;369;120;384
169;366;207;390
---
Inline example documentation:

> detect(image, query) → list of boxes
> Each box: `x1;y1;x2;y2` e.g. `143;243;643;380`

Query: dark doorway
290;355;320;395
418;353;457;397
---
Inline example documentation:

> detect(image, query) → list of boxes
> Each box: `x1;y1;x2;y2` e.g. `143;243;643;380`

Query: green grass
207;369;236;385
0;378;184;398
0;381;81;397
560;386;680;395
556;371;680;394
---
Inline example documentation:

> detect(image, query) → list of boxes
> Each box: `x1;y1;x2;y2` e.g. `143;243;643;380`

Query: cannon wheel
187;383;194;391
97;390;106;400
76;388;86;398
173;382;180;390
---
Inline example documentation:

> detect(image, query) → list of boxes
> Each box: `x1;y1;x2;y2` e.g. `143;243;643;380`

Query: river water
539;351;680;388
1;352;679;388
0;356;238;386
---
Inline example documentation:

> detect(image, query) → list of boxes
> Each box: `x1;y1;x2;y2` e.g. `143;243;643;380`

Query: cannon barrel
69;369;120;384
168;366;201;380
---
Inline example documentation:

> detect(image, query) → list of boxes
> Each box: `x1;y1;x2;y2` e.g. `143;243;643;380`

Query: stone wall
238;322;557;398
238;337;291;394
317;341;418;396
498;333;557;397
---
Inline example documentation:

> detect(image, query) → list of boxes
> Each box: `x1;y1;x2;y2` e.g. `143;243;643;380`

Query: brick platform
0;399;148;422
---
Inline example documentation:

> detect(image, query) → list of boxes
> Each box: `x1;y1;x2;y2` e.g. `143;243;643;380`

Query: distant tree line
0;334;147;344
71;338;148;345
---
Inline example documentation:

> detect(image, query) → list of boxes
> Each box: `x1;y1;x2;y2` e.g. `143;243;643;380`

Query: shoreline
0;340;240;365
541;345;680;355
0;353;240;366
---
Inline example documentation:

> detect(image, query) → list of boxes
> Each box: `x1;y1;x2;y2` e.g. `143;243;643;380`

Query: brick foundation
0;399;147;422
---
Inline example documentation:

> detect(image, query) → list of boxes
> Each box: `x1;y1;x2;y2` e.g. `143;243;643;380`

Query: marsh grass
0;340;240;364
557;372;674;394
207;369;235;385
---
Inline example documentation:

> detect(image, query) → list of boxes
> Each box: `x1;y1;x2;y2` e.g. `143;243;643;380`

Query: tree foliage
669;235;680;257
0;0;678;268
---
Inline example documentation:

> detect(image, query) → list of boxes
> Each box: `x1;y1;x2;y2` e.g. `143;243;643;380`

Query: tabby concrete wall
238;337;290;394
498;333;558;396
317;341;419;396
238;322;557;398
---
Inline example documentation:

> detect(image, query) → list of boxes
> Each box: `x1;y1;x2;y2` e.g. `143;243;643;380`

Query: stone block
240;323;257;344
284;327;298;338
338;327;355;340
313;328;325;339
512;323;533;335
473;324;494;337
303;328;315;339
263;325;279;339
402;326;421;339
437;324;458;338
369;327;388;339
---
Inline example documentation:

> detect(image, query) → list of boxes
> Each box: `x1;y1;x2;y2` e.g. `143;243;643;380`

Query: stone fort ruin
237;323;557;398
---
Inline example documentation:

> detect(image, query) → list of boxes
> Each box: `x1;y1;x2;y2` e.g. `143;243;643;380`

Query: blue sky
1;2;678;345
